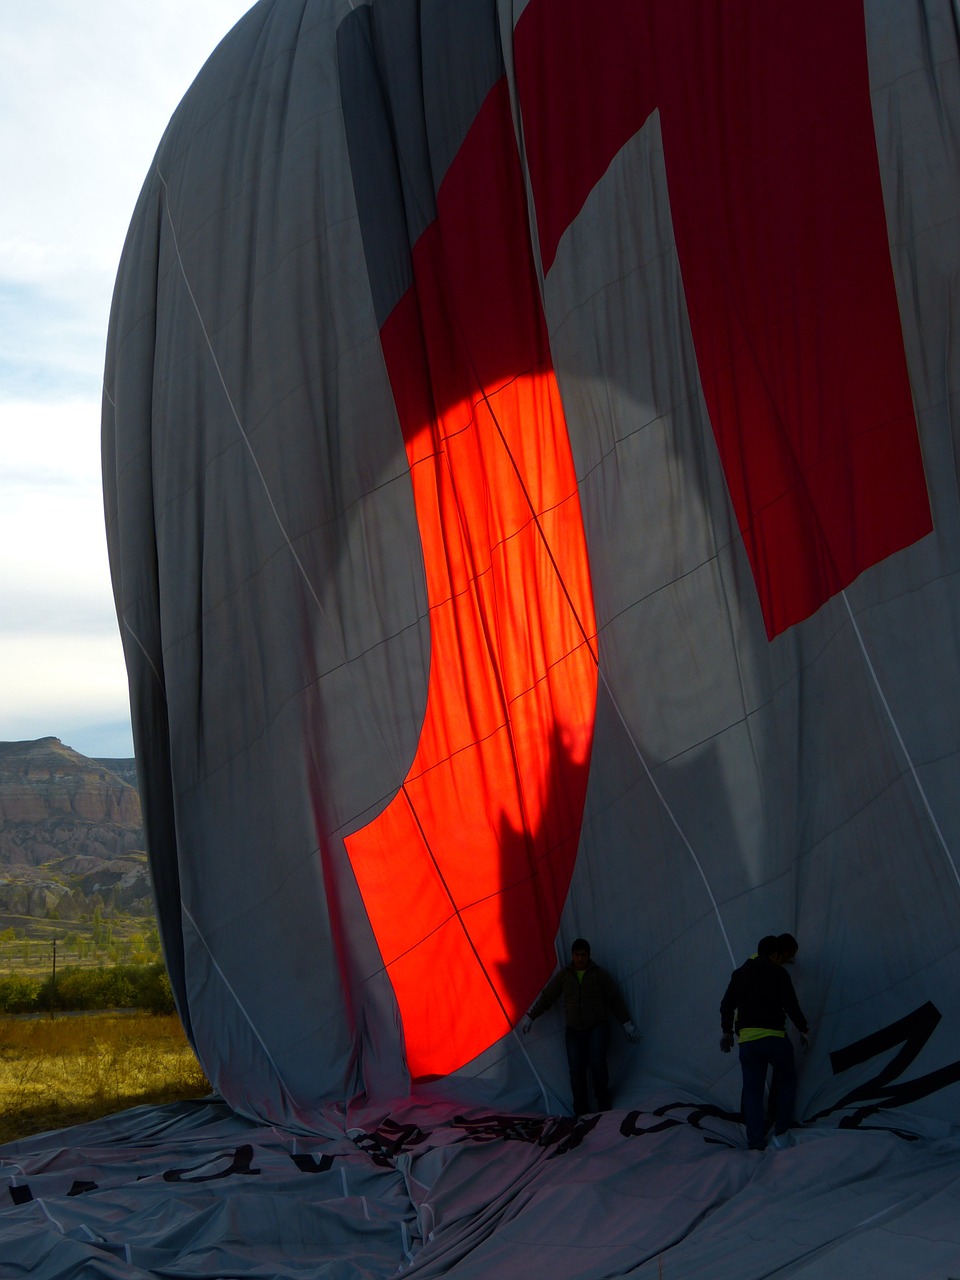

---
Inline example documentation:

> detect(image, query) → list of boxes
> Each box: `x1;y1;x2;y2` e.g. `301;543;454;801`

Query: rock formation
0;738;152;918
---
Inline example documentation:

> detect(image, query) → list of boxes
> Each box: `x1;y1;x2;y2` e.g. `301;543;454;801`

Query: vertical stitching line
156;168;332;632
180;902;297;1102
842;588;960;895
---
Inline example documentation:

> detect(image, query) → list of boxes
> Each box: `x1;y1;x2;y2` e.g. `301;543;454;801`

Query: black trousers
565;1023;611;1114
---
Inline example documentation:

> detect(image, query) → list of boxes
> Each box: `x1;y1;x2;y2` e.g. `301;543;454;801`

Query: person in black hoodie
523;938;641;1114
720;934;811;1150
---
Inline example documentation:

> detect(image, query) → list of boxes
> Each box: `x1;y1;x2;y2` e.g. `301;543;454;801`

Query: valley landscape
0;736;209;1140
0;735;157;978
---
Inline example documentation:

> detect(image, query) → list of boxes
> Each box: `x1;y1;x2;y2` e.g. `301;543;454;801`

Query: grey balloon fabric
99;0;960;1141
3;1101;960;1278
2;1;958;1275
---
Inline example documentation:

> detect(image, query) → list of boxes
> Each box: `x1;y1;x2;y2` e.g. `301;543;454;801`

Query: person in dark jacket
720;934;811;1150
522;938;641;1114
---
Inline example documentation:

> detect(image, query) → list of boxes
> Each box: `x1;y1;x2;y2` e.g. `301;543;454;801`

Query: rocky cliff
0;738;140;830
0;738;152;918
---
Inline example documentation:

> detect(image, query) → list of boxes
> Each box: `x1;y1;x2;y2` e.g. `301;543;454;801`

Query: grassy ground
0;1012;210;1144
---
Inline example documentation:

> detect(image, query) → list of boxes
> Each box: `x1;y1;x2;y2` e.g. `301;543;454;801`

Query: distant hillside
93;758;139;788
0;738;152;920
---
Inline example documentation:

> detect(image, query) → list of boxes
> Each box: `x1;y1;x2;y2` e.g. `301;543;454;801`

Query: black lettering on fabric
377;1118;430;1150
621;1102;741;1145
453;1113;549;1144
621;1110;683;1137
540;1113;601;1156
67;1180;98;1197
291;1152;336;1174
8;1185;32;1205
352;1121;430;1167
667;1102;742;1130
811;1001;960;1129
163;1144;261;1182
452;1111;600;1155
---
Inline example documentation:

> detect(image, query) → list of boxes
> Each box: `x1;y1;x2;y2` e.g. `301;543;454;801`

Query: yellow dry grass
0;1012;210;1144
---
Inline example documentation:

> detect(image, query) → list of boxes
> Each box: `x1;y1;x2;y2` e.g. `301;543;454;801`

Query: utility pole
50;937;57;1018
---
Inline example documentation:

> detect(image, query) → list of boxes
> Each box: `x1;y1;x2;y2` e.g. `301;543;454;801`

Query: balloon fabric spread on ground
5;0;960;1275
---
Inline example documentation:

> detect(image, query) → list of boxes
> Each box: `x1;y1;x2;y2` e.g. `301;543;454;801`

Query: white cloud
1;1;256;400
0;635;129;724
0;399;109;603
0;398;124;746
0;1;253;757
2;2;255;279
0;399;101;483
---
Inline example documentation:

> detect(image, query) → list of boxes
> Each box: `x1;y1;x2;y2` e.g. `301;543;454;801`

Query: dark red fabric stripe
516;0;931;637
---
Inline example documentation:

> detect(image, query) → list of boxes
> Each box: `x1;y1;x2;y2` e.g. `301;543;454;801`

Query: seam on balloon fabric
181;901;298;1106
597;665;737;968
842;588;960;896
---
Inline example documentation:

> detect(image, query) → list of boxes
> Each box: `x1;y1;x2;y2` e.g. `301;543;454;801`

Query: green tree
0;974;40;1013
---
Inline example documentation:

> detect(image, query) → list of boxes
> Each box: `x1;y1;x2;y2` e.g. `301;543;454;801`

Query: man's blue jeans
739;1035;796;1148
565;1024;610;1114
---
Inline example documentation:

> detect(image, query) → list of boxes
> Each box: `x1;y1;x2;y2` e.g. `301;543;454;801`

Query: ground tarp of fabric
3;1099;960;1278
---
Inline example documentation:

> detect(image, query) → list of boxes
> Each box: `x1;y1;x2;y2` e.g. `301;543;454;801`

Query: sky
0;2;255;759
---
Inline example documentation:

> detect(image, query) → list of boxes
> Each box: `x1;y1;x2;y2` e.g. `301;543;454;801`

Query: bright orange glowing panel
344;81;598;1080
